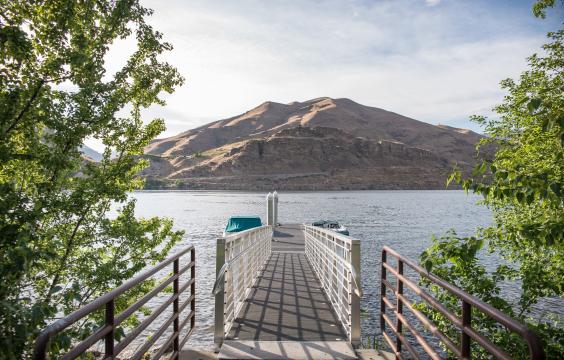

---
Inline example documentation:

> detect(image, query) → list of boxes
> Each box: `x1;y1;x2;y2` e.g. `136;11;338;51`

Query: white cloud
85;0;556;151
425;0;441;6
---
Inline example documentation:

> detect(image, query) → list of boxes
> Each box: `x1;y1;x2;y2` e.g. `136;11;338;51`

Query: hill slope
142;98;483;190
145;97;482;166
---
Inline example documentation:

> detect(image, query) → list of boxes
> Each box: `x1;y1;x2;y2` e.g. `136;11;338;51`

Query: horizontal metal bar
397;292;461;358
34;246;195;358
382;330;405;360
382;295;395;311
382;278;396;294
116;263;194;325
179;325;195;353
383;246;532;335
383;247;545;360
151;330;175;360
382;313;420;360
304;224;360;244
396;311;441;360
224;225;272;244
465;324;512;360
115;284;194;354
381;313;395;333
60;325;112;360
130;298;193;360
150;310;195;360
383;261;462;328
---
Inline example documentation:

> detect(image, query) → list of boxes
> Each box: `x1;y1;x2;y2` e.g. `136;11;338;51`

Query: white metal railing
212;225;273;346
304;224;362;346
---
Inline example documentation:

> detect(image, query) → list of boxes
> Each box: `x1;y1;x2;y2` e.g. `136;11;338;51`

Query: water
127;190;496;350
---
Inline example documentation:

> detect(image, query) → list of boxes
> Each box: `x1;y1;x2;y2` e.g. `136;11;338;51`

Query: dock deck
226;224;347;342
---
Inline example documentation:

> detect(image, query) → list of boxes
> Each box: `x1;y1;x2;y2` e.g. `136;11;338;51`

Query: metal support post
214;238;226;348
266;192;273;226
350;239;361;347
272;191;279;226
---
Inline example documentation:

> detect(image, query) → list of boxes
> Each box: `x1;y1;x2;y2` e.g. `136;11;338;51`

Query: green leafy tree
0;1;184;358
419;2;563;359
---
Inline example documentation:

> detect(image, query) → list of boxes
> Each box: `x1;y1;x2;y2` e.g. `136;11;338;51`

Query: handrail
380;245;545;360
214;225;273;346
212;236;267;295
303;224;362;346
33;246;196;360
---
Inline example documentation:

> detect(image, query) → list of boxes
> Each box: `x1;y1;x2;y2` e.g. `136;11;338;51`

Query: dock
219;224;357;359
212;216;363;359
33;192;546;360
227;224;347;341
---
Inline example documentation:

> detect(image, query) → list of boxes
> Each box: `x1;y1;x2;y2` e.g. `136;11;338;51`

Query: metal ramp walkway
214;223;361;359
227;225;346;342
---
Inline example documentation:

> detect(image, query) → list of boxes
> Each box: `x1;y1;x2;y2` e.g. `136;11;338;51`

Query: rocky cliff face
145;97;483;167
141;126;459;190
141;97;483;190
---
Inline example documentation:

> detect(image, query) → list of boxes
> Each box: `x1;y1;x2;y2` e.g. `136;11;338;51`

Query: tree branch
3;78;45;137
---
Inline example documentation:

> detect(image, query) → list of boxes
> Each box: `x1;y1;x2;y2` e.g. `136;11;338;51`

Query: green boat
223;216;262;236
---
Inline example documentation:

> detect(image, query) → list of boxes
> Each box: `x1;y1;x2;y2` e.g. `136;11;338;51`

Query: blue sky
91;0;561;150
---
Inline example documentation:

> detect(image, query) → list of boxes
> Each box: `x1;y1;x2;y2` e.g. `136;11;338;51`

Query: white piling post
273;191;279;227
266;192;273;226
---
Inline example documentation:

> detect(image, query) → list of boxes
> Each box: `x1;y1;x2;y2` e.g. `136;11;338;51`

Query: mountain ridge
145;97;482;165
142;97;483;190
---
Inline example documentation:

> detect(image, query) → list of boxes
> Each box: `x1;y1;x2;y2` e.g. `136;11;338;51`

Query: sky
88;0;562;151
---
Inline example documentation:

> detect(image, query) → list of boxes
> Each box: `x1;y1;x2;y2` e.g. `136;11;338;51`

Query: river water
125;190;503;351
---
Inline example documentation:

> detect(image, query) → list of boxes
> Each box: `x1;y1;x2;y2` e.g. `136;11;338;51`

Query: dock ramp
213;224;361;359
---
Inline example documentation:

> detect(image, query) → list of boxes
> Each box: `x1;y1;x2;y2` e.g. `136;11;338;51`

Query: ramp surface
226;224;347;342
219;341;356;360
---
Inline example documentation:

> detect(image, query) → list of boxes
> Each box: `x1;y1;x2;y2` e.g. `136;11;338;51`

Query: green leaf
516;192;525;204
527;98;542;113
50;286;63;294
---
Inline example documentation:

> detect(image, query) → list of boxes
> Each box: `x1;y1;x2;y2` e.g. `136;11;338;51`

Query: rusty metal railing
33;246;196;360
380;246;544;360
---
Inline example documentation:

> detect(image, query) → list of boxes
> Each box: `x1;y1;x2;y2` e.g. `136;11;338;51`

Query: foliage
0;1;184;358
532;0;561;18
419;3;563;359
360;334;381;350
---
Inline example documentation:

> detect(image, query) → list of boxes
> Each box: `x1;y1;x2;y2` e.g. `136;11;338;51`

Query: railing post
105;299;115;358
173;258;179;357
272;191;278;227
214;238;226;348
266;192;273;226
380;250;387;332
350;239;361;347
461;300;471;358
191;248;196;331
395;259;403;357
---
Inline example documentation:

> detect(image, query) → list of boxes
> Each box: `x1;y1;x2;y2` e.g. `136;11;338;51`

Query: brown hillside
141;127;456;190
145;97;482;167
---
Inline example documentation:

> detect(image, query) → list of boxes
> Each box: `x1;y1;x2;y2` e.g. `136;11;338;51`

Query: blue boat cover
225;216;262;233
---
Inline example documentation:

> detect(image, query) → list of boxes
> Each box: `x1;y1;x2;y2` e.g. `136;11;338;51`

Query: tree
0;1;184;358
419;2;563;359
